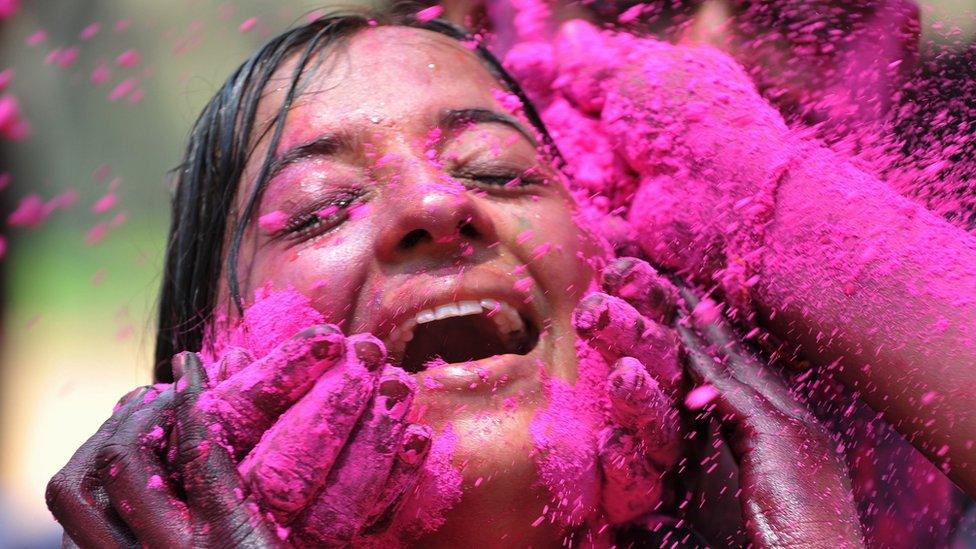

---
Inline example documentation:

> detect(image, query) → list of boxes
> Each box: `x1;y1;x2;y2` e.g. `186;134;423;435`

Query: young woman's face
222;26;604;540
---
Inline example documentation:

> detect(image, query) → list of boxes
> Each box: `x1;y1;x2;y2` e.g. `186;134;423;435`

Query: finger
202;324;347;457
360;424;433;536
574;292;682;392
172;352;280;547
239;341;380;522
96;389;191;547
598;426;666;525
213;347;255;383
606;357;681;466
678;325;865;547
677;285;806;420
677;322;809;458
46;386;158;548
292;368;416;544
113;385;150;413
601;257;679;324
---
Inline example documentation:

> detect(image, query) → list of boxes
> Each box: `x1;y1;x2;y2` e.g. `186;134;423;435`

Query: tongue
401;314;514;373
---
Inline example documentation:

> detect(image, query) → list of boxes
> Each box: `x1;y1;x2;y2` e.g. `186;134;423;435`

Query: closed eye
458;167;543;189
277;190;363;242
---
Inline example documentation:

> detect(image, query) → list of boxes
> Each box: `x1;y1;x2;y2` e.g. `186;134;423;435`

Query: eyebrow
265;107;537;180
439;107;538;146
266;132;356;181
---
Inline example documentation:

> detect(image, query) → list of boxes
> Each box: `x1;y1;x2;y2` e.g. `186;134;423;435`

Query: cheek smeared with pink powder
202;287;464;544
528;339;609;527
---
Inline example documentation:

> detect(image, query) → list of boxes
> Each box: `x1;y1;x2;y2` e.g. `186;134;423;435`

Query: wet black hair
154;6;562;381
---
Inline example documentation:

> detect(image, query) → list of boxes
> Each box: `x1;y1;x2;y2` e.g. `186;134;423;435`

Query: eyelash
274;168;541;242
281;192;361;241
463;169;543;189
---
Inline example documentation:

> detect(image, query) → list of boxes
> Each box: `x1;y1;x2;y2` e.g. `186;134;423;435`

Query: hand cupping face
47;330;434;548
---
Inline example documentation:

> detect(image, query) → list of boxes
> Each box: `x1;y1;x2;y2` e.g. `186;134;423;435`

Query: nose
375;178;497;263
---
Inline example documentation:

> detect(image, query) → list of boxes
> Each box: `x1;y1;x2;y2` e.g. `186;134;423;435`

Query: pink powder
381;424;463;542
258;210;288;234
684;384;719;410
7;194;49;228
239;17;258;34
79;23;101;41
203;285;325;374
25;29;46;47
91;192;117;214
0;0;18;19
108;78;136;101
115;49;140;68
85;222;109;245
57;47;79;69
0;68;13;91
691;298;722;325
91;63;111;85
415;5;443;23
146;474;165;490
527;340;607;527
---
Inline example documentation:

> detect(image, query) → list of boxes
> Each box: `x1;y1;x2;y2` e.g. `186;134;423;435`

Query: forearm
753;143;976;495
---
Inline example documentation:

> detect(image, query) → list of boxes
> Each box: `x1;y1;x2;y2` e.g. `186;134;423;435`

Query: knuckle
45;469;77;516
93;441;131;483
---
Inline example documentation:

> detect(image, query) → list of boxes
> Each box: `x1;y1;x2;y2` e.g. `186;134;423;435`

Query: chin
392;322;608;546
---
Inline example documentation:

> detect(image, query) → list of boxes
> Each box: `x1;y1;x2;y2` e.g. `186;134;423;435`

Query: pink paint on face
211;26;606;546
528;338;608;528
257;210;288;234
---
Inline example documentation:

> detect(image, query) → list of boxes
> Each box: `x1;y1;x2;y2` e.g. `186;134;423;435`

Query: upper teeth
385;299;526;359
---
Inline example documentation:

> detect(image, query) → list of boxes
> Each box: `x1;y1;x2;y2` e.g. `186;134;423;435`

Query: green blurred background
0;1;973;547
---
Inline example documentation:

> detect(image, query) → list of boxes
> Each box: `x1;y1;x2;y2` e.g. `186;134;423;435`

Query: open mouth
384;299;540;374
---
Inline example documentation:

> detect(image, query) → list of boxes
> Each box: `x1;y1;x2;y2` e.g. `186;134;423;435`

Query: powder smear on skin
528;329;610;527
203;286;464;544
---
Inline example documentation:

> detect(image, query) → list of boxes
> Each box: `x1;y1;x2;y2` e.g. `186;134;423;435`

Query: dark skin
580;257;865;547
46;330;432;548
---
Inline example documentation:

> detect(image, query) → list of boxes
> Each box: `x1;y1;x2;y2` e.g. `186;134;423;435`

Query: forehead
259;26;506;151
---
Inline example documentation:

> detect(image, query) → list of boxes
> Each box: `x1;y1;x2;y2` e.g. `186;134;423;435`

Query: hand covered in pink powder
675;284;866;548
47;327;433;548
46;355;289;547
200;325;433;546
573;257;685;524
549;20;796;304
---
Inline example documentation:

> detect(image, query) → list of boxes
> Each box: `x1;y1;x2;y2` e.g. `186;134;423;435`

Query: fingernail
602;257;638;288
301;327;343;361
379;377;412;417
573;294;610;334
399;424;432;465
353;338;386;372
171;352;189;380
114;386;150;412
609;357;645;396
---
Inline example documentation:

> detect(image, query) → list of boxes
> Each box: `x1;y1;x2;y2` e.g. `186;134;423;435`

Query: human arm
548;21;976;496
